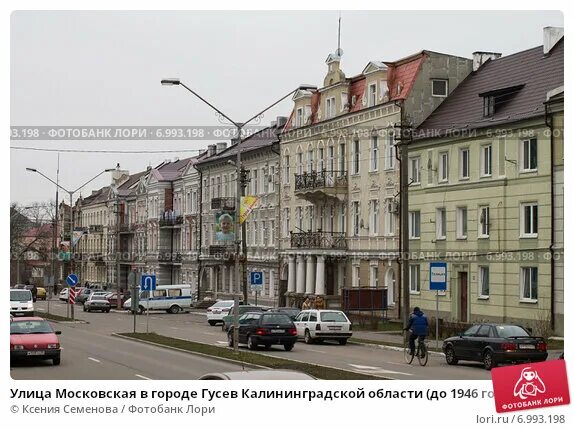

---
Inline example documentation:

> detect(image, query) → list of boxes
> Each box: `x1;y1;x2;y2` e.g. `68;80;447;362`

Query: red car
10;317;61;365
105;292;130;308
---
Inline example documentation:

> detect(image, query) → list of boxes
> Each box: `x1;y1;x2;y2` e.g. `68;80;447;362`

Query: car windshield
10;291;32;301
11;320;53;334
213;301;234;308
319;312;348;322
261;314;293;325
496;325;531;338
277;309;300;317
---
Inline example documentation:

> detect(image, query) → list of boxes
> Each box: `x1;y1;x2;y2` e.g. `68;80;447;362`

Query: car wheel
247;335;258;350
284;343;294;351
445;345;459;365
53;356;61;366
227;331;234;347
106;310;110;313
483;350;497;370
338;338;348;345
83;306;87;312
169;305;180;314
221;324;226;332
264;344;272;350
304;330;314;344
208;321;216;326
138;305;145;315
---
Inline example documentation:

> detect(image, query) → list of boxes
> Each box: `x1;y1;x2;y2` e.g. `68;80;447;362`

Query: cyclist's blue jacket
406;310;429;336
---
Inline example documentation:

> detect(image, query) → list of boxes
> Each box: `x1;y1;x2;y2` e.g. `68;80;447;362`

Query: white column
228;269;234;293
296;255;306;294
269;270;275;298
287;256;296;293
305;256;315;295
315;256;325;296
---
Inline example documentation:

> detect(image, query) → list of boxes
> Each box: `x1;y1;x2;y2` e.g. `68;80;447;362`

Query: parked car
10;317;61;365
83;294;111;313
442;323;548;370
293;309;353;345
267;307;301;321
206;300;244;326
36;287;47;301
59;288;69;301
10;289;34;317
106;292;130;308
227;311;297;351
199;370;316;380
123;285;194;314
76;288;105;304
221;305;267;331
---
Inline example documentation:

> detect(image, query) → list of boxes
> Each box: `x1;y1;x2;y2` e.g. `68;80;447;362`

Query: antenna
335;12;344;57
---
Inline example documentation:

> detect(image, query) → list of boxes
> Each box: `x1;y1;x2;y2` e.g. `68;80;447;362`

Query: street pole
233;124;243;353
116;191;122;310
397;121;411;330
69;191;75;321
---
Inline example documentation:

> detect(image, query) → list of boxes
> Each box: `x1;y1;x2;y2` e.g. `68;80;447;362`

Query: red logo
492;360;570;413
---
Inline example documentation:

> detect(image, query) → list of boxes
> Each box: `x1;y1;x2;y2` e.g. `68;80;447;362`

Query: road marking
305;348;327;354
216;341;228;345
201;331;217;336
87;357;101;363
347;363;412;376
169;327;180;330
135;374;152;380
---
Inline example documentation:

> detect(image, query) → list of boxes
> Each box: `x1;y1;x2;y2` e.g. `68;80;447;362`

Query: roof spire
335;12;343;58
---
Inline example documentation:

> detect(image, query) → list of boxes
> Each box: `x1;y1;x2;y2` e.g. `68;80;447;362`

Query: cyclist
405;306;429;357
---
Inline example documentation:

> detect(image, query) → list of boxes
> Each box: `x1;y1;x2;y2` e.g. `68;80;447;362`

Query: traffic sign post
250;272;263;305
141;274;156;334
429;262;447;349
66;273;79;321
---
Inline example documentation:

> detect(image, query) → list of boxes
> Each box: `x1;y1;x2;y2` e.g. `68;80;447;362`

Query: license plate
27;351;45;356
328;326;342;330
519;344;536;349
271;329;285;333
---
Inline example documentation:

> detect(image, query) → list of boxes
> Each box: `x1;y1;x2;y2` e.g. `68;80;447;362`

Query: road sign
66;273;79;287
429;262;447;290
68;287;77;304
141;274;156;291
128;271;136;287
250;284;262;292
250;271;263;285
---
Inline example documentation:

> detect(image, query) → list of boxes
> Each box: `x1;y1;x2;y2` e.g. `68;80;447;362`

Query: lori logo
513;367;546;399
492;360;570;413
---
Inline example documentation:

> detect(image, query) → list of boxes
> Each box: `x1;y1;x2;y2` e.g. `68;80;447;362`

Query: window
307;206;314;231
352;265;360;287
339;205;346;234
283;208;290;236
460;148;470;179
329;205;335;232
409;211;420;239
483;96;495;117
222;174;228;197
370;136;379;172
318;148;325;172
521;138;538;171
439;152;449;182
307;148;314;173
296;207;302;231
520;267;538;301
352;139;360;174
370;265;379;287
432;79;448;97
368;83;377;106
326;97;335;118
341;92;348;111
338;143;346;173
521;203;538;238
478;206;490;238
478;266;489;298
283;155;290;183
269;166;275;192
384;202;396;236
252;222;257;245
384;133;395;170
296;152;303;175
252;170;258;195
436;208;447;239
370;199;379;236
409;265;420;293
296;107;304;127
457;207;467;239
481;145;492;176
352;201;360;236
409;157;421;184
260;221;265;246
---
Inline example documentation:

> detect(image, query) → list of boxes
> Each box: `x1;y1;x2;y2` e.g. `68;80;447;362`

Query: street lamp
162;79;315;351
26;167;114;319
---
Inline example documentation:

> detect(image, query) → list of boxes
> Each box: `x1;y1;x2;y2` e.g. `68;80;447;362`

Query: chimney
276;116;288;129
112;163;130;185
543;26;564;55
207;144;217;157
472;51;502;71
216;142;227;154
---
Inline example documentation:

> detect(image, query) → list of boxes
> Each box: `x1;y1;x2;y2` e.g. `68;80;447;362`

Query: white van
123;284;194;314
10;289;34;316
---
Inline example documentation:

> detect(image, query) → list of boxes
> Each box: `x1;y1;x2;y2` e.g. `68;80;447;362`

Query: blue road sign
429;262;447;291
66;273;79;287
250;271;263;285
141;274;157;291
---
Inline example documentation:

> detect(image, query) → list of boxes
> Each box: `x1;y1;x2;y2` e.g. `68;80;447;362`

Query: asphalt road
28;299;497;380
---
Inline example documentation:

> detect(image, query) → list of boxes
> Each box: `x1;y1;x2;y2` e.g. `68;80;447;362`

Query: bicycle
403;331;429;366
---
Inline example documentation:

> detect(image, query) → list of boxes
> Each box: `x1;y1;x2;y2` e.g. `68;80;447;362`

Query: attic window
432;79;448;97
480;84;525;117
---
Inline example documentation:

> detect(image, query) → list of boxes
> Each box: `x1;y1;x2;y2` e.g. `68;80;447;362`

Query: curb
351;339;445;357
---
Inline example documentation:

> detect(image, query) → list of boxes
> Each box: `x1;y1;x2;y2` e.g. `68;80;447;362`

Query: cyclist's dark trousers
409;334;425;354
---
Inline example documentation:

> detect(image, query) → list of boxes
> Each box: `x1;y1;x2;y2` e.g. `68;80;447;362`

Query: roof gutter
544;103;555;332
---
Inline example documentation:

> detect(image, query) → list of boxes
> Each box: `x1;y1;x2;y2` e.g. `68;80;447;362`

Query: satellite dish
335;48;344;57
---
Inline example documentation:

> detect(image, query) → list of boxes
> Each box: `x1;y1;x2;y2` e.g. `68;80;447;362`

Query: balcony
159;213;183;228
89;224;103;233
211;197;235;211
294;170;347;202
158;252;183;264
207;245;235;262
290;231;347;249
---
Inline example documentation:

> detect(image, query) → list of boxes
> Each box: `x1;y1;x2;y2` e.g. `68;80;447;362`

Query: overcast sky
10;10;563;206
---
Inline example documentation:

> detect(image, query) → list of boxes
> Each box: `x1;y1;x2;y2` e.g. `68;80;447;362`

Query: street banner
240;196;259;224
215;211;236;241
72;228;87;246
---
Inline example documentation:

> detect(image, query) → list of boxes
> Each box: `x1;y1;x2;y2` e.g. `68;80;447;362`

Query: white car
206;300;236;326
59;288;69;301
293;309;353;345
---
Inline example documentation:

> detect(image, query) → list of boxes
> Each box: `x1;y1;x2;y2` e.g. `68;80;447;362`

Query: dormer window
326;97;336;119
480;84;525;117
296;107;304;127
432;79;448;97
368;83;377;106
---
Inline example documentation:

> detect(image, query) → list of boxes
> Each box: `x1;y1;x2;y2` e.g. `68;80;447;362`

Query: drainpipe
197;170;203;301
545;104;555;331
271;142;283;306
